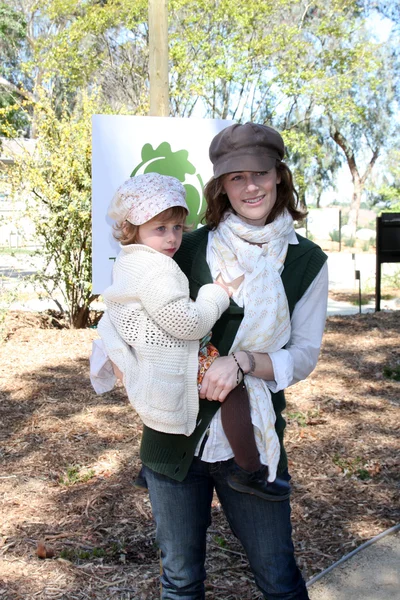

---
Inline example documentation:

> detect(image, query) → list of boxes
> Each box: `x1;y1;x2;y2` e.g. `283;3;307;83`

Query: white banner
91;115;232;293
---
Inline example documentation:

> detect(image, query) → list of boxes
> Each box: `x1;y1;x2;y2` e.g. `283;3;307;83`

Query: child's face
137;216;184;257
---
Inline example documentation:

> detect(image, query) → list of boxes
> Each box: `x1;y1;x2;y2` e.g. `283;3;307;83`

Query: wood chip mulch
0;310;399;599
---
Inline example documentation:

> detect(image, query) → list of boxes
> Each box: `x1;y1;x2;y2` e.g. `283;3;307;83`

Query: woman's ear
276;171;281;185
220;174;227;196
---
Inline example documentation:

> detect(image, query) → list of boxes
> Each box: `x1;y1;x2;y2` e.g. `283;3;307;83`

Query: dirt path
0;311;399;599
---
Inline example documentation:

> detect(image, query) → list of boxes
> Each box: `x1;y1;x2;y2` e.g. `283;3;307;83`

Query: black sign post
375;213;400;311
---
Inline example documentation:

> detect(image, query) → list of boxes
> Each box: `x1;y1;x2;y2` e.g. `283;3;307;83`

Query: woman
139;122;328;599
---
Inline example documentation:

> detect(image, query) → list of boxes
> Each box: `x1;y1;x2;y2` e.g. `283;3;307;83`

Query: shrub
344;236;356;247
329;229;340;242
9;91;105;327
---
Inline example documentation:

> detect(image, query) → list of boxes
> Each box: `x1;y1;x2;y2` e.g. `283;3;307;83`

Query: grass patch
286;409;321;427
0;247;37;255
213;535;228;548
287;411;308;427
383;365;400;381
59;545;117;563
59;465;95;486
350;295;371;306
332;454;371;480
356;469;371;481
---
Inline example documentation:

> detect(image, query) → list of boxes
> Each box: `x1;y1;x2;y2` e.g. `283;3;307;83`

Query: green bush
329;229;340;242
361;239;375;251
382;268;400;290
383;365;400;381
344;236;356;247
9;90;106;328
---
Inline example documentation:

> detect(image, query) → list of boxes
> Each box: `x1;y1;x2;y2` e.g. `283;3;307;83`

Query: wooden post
148;0;169;116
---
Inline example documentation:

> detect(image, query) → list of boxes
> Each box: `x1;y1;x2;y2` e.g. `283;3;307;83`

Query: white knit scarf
208;209;295;481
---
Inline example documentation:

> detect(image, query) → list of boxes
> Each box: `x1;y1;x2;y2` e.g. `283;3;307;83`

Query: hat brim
213;154;278;179
125;202;189;225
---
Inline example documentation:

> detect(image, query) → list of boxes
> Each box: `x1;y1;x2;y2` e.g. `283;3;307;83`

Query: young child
97;173;290;501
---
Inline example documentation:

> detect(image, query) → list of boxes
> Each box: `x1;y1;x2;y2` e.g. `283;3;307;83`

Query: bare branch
0;77;34;102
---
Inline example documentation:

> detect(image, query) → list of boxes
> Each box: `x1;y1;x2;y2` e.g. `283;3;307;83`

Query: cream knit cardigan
98;244;230;436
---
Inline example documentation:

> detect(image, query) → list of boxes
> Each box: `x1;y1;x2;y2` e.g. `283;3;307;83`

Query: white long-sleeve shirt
197;232;329;462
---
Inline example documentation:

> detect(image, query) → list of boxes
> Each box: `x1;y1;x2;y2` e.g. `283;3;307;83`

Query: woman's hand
199;355;243;402
199;351;275;402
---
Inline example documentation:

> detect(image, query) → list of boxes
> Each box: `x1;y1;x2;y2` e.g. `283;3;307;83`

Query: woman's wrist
234;351;253;375
233;351;274;381
243;350;256;374
231;352;245;385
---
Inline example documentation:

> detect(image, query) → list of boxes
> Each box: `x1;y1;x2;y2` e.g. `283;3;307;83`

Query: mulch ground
0;310;399;600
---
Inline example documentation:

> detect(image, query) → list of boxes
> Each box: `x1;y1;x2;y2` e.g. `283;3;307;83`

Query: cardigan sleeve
137;268;230;341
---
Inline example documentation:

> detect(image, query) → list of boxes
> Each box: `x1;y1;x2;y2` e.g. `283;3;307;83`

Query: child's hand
215;274;244;297
214;276;232;297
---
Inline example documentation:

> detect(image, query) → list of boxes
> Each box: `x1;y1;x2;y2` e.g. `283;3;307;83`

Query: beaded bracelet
231;352;246;388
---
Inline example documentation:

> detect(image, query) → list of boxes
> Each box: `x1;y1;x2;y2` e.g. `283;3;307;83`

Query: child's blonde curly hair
113;206;191;246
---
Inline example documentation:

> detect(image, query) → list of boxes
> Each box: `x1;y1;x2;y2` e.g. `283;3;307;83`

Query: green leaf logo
131;142;205;226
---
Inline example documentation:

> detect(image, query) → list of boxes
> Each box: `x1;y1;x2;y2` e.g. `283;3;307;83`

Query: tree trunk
71;305;90;329
330;125;379;238
299;186;307;209
347;175;362;238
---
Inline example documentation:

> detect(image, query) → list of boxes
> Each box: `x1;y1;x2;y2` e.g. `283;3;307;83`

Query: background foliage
8;91;109;327
1;0;399;326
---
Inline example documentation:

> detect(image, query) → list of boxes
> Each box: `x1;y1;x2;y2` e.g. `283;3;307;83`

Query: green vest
140;226;327;481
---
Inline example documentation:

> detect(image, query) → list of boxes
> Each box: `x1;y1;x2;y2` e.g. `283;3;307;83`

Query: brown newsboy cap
209;122;285;178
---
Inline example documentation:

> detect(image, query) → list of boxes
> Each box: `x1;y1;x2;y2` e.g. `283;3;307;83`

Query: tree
328;42;398;233
270;0;399;233
30;0;149;114
282;111;342;208
167;0;397;216
366;148;400;212
0;2;31;137
8;90;109;328
4;0;399;331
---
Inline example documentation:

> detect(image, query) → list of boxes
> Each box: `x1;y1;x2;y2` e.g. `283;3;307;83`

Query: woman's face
222;170;280;226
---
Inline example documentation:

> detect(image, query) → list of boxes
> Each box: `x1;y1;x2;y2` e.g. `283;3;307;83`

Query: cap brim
214;154;278;179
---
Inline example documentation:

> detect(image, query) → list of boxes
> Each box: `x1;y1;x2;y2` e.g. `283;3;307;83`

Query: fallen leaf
37;541;55;559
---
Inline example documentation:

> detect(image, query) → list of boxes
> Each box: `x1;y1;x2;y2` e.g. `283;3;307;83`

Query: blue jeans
142;458;309;599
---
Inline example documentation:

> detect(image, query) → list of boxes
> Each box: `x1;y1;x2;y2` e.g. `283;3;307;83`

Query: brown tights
220;384;261;473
